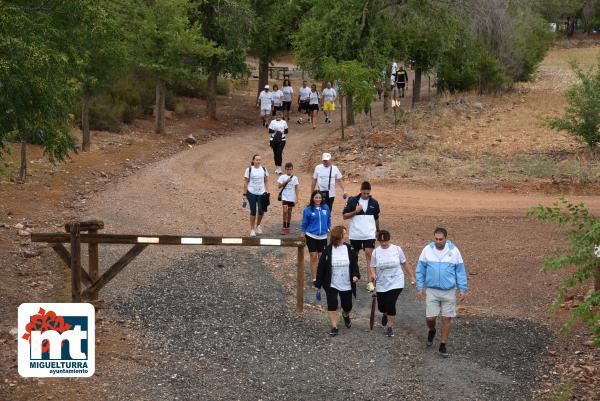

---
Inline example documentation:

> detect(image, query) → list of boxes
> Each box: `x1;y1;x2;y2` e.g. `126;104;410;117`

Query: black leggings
325;287;353;312
271;140;285;166
377;288;403;316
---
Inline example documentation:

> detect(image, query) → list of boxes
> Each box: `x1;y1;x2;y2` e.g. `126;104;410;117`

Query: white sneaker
250;229;256;237
255;225;263;235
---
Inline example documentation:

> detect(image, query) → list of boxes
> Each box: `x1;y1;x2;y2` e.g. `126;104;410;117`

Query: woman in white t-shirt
314;226;360;337
368;230;416;337
308;84;320;129
242;154;270;237
281;79;294;121
271;84;283;116
277;162;299;235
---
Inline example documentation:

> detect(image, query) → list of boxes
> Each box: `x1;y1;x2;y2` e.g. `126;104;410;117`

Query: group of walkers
242;150;468;357
257;80;338;130
247;64;462;356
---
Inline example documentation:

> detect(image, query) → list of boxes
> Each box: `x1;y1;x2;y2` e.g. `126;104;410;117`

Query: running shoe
386;327;394;337
315;290;321;302
280;227;287;235
427;329;436;347
250;229;256;237
381;314;388;327
285;227;291;234
439;343;449;358
343;313;351;328
329;327;338;337
255;225;263;235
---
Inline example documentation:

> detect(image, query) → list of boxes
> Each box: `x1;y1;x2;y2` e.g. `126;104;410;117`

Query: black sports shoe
439;343;449;358
381;314;388;327
343;313;352;328
329;327;339;337
427;329;436;347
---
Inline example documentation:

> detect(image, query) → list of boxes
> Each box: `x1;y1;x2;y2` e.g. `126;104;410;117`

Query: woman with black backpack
268;111;288;175
314;225;360;337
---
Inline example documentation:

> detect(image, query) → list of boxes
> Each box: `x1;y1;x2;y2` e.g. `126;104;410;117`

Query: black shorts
298;100;309;112
350;239;375;252
282;200;295;207
305;235;327;253
396;82;406;88
325;287;353;312
282;101;291;111
309;103;319;112
377;288;403;316
272;105;283;115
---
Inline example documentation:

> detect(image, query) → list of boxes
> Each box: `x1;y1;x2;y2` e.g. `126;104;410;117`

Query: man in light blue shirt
416;227;468;358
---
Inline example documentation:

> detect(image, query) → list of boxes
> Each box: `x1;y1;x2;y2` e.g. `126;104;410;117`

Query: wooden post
411;79;415;108
296;246;305;313
70;223;81;302
88;227;100;302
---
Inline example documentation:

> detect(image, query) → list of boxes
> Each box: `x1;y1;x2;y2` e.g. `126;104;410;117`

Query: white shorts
425;288;456;318
260;108;271;116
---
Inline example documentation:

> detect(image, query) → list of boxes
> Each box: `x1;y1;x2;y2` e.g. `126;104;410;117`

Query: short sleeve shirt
309;91;320;105
313;164;342;197
258;91;272;109
323;88;337;102
277;174;299;202
272;90;283;106
331;245;351;291
370;245;407;292
299;87;311;101
282;86;294;102
244;166;268;195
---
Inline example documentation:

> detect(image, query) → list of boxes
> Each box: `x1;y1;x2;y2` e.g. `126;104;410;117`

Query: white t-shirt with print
299;86;311;101
258;91;272;110
313;164;342;198
277;174;299;202
268;119;288;141
331;245;351;291
272;90;283;106
323;88;337;102
309;91;319;105
244;166;268;195
282;86;294;102
370;245;407;292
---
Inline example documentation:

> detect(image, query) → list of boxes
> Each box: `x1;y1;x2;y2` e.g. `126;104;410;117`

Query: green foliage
547;58;600;149
396;0;460;74
0;1;91;161
321;57;377;114
527;197;600;345
510;8;554;82
170;74;231;98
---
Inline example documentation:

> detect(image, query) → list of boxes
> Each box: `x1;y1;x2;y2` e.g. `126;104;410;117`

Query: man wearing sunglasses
343;181;380;282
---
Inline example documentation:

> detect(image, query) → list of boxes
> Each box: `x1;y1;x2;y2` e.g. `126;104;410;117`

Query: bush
170;74;230;98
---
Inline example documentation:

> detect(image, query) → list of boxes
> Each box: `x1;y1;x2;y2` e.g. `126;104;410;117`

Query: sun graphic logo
18;303;95;377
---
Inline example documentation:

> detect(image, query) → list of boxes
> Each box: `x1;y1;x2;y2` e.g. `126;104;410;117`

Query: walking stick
369;281;377;330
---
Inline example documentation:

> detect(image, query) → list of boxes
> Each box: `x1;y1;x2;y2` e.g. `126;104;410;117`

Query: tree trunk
154;78;166;134
207;64;218;120
19;138;27;183
413;68;422;103
82;91;91;152
258;58;269;97
340;95;345;139
345;95;355;127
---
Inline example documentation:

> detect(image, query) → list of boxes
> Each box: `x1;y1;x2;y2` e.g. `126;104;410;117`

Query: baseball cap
322;152;332;161
264;84;269;89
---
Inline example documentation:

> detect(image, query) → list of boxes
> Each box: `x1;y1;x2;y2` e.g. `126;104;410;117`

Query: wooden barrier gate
31;220;307;312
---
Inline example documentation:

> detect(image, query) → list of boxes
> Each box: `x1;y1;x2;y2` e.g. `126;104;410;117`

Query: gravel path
108;248;551;401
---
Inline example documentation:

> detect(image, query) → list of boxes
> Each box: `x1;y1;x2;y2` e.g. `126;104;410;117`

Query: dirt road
63;102;598;400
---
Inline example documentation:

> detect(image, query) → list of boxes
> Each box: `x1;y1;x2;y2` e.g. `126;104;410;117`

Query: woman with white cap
311;152;347;212
257;84;273;127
